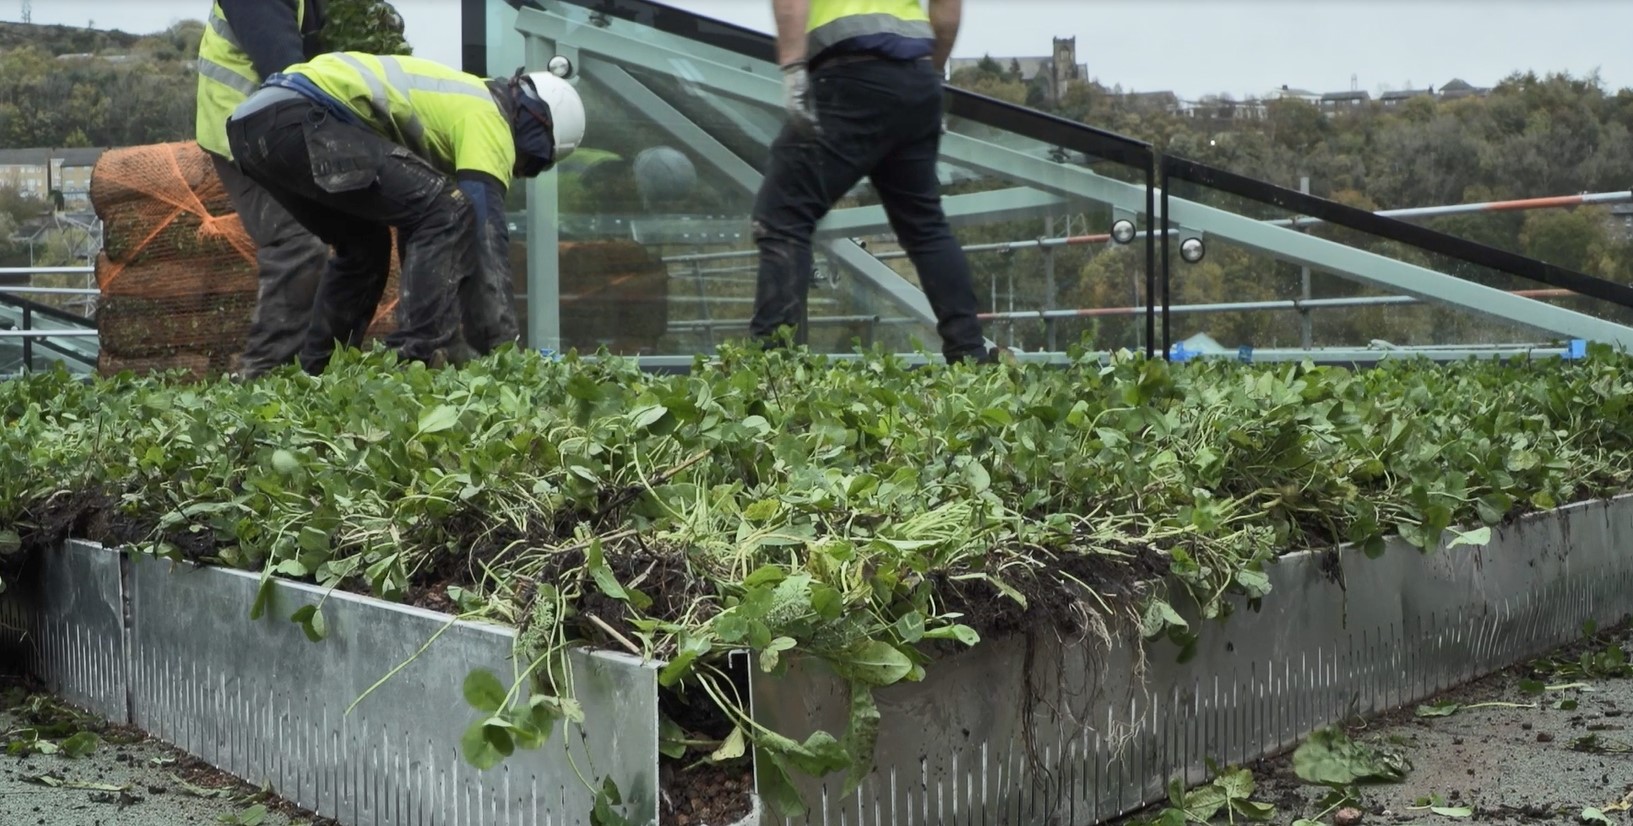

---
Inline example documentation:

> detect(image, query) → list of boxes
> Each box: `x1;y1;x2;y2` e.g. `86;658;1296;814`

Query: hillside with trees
944;60;1633;353
0;0;409;150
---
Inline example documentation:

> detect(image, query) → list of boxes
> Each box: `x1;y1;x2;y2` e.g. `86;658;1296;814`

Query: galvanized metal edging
5;495;1631;825
747;495;1633;825
2;543;661;826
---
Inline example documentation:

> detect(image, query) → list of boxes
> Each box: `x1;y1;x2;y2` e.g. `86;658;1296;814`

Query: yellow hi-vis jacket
805;0;933;64
195;0;310;158
284;52;516;187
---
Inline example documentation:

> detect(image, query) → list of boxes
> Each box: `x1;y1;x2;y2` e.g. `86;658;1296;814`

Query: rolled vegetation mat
96;292;259;357
94;252;258;302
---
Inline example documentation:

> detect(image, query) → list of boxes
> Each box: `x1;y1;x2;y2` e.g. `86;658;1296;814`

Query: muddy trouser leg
460;201;519;354
227;101;473;368
208;152;330;378
749;62;907;348
862;62;987;362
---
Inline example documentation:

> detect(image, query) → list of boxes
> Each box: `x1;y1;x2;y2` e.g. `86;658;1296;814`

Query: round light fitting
1180;237;1206;264
1110;219;1137;245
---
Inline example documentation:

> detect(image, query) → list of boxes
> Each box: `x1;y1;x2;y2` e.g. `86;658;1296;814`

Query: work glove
781;60;819;135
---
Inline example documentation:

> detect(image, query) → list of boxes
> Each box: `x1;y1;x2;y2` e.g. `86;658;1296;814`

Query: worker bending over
751;0;995;363
195;0;332;378
225;53;585;371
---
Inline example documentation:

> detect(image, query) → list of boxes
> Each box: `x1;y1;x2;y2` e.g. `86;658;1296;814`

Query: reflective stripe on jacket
196;0;308;158
806;0;933;63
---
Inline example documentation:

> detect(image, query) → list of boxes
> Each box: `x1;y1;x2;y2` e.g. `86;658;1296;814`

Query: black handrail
0;290;94;326
1163;155;1633;312
0;291;98;371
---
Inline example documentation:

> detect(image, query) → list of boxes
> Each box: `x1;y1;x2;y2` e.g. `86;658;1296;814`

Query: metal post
1158;159;1170;359
523;36;568;353
1044;213;1057;351
1300;175;1313;349
21;305;33;370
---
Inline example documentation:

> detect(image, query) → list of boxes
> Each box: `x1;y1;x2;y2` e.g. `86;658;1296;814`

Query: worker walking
750;0;994;363
195;0;332;378
224;53;585;371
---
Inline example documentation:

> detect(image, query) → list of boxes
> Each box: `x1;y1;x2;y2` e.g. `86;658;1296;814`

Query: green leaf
1554;698;1579;711
1292;727;1410;786
1230;798;1277;821
1581;807;1614;824
923;623;981;647
629;404;669;430
1447;526;1491;548
658;716;687;759
1234;569;1272;598
709;726;747;763
590;777;633;826
60;731;99;758
1415;700;1461;718
463;669;508;713
590;565;629;602
460;719;505;770
1431;805;1473;818
1505;448;1539;472
830;640;913;686
290;604;327;642
841;683;881;796
742;564;787;587
760;636;798;673
756;750;810;819
1519;678;1546;695
270;449;299;475
417;404;461;434
893;611;926;644
1216;766;1255;800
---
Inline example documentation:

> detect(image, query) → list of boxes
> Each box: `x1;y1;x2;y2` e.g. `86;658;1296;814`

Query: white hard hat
521;71;585;162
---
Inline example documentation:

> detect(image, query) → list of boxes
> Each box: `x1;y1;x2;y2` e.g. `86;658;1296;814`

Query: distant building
1438;78;1489;100
1127;90;1181;115
1380;87;1435;107
0;149;53;199
1611;204;1633;242
947;37;1086;105
1320;90;1372;113
0;147;107;211
1267;85;1322;105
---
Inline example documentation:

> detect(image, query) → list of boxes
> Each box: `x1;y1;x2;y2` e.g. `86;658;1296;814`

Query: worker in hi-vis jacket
195;0;331;377
224;53;586;371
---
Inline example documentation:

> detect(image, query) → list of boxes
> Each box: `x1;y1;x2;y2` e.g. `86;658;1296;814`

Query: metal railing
652;188;1631;352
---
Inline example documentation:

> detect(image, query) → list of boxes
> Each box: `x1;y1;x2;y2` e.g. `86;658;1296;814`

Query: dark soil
931;540;1171;642
661;758;754;825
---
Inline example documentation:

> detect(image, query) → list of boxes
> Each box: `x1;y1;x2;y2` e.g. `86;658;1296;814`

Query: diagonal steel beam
582;57;941;330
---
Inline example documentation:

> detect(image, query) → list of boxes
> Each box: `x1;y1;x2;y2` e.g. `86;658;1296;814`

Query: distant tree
323;0;412;55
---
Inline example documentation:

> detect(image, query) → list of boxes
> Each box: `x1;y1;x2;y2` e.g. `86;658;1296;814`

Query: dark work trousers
749;56;987;362
208;152;329;378
225;98;476;373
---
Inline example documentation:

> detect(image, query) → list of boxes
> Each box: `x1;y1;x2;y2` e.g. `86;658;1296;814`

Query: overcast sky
13;1;1633;99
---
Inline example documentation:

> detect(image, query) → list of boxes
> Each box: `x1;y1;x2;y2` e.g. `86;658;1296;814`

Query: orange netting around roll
92;141;401;378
